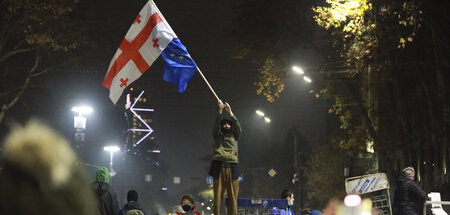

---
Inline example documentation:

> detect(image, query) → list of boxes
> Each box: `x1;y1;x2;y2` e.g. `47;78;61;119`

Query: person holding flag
209;100;242;215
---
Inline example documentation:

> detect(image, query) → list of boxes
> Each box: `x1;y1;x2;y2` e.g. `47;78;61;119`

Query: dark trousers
213;167;239;215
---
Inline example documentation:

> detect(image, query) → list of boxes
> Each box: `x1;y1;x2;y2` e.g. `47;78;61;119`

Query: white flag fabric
103;0;176;104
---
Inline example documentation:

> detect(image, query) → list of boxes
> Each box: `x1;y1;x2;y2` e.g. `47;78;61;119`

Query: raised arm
224;102;242;140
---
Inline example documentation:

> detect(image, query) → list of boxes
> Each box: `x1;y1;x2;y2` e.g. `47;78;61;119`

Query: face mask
288;200;294;206
182;205;192;212
220;120;233;133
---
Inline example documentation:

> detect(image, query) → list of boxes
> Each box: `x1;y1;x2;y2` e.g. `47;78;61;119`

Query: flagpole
152;0;220;101
196;66;220;101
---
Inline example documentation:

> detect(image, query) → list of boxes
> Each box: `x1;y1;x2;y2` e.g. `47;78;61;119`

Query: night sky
1;0;329;211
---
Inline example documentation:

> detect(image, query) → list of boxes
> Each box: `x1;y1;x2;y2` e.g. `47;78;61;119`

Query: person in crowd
209;100;242;215
270;189;295;215
119;190;147;215
0;120;98;215
92;167;120;215
176;194;201;215
394;166;428;215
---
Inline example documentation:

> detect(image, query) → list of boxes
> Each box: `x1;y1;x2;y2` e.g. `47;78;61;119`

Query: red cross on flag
102;0;178;104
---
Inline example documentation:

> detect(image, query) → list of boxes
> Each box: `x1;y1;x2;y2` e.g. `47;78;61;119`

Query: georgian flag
103;0;197;104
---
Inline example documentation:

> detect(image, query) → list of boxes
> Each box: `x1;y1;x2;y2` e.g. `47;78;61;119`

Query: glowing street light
71;105;93;149
71;106;93;115
256;110;265;117
292;66;304;75
255;110;270;123
103;145;120;177
303;76;312;83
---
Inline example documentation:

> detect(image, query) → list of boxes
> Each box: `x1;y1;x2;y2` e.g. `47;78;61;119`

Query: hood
96;167;109;183
124;201;144;211
398;172;412;184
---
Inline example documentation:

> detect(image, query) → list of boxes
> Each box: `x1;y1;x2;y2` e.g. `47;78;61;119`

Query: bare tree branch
0;47;39;63
0;51;40;124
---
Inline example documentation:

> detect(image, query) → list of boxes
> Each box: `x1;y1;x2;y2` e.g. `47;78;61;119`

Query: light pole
71;106;93;153
293;134;302;213
103;146;120;177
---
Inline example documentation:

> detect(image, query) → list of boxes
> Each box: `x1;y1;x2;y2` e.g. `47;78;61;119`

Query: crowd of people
0;101;432;215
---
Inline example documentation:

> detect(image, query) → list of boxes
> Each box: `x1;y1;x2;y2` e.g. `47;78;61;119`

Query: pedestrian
393;167;428;215
176;194;201;215
270;189;295;215
119;190;147;215
0;120;98;215
92;167;120;215
208;100;242;215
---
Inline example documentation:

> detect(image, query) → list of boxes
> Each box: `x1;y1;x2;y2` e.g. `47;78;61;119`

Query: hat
96;167;110;183
127;190;138;202
403;166;415;173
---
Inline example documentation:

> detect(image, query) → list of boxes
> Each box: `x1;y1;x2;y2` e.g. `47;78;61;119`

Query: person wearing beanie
119;190;147;215
0;120;98;215
92;167;120;215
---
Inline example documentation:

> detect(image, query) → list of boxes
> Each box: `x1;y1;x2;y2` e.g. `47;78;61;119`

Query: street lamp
292;65;313;83
303;76;312;83
256;110;265;117
255;110;270;123
292;66;304;75
71;105;93;150
103;145;120;177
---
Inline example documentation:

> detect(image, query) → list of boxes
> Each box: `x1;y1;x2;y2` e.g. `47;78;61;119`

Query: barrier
345;173;392;215
237;198;289;215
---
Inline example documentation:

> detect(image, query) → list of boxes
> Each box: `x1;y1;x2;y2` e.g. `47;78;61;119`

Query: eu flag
161;38;197;92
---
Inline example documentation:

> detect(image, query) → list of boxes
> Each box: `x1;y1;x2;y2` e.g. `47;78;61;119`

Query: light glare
344;194;361;207
256;110;265;117
103;146;120;152
292;66;304;75
71;106;93;114
303;76;312;83
264;117;271;123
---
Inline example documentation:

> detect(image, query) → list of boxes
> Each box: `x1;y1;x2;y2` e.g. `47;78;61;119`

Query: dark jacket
209;112;241;179
92;181;120;215
394;173;428;215
211;112;242;163
119;202;147;215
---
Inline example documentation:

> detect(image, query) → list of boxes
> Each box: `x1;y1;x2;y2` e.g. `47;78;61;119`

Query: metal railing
423;201;450;215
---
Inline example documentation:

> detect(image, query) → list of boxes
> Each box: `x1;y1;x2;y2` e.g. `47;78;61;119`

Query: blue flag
161;38;197;92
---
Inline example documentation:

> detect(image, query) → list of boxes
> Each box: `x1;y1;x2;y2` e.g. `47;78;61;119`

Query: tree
311;0;450;192
231;0;450;203
0;0;81;124
230;0;321;102
304;144;346;208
